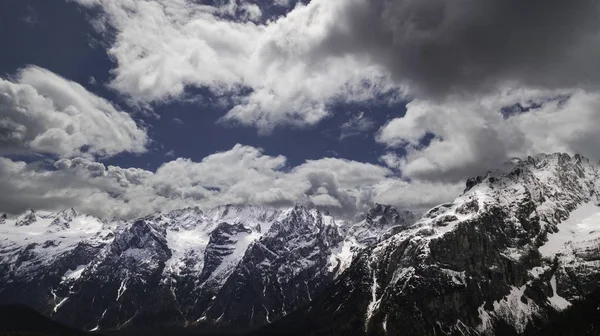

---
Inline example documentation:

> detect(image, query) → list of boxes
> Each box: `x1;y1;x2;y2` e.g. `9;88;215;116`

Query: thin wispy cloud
339;112;376;140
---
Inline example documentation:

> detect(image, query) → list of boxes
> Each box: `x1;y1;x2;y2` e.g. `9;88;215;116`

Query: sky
1;0;600;220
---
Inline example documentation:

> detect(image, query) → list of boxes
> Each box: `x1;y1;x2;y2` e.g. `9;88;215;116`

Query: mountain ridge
254;152;600;335
0;202;415;333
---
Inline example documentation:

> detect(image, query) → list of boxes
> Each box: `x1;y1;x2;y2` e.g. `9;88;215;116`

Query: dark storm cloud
321;0;600;97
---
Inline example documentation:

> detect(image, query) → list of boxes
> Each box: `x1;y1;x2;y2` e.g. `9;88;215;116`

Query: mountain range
2;153;600;335
0;197;414;334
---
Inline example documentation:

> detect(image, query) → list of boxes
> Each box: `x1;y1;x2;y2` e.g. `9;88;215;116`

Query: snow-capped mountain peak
49;208;78;230
15;209;38;227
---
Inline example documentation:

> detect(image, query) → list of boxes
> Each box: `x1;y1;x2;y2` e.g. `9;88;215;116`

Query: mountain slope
198;207;346;329
255;153;600;336
0;203;414;334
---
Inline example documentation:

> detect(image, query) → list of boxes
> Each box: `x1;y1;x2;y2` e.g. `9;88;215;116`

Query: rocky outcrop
350;203;417;246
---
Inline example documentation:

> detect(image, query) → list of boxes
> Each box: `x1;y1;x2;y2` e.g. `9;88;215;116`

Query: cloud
339;112;376;140
377;87;600;183
0;144;459;219
171;118;184;126
0;66;148;158
0;157;126;217
372;179;462;213
72;0;402;132
318;0;600;98
74;0;600;118
10;1;599;219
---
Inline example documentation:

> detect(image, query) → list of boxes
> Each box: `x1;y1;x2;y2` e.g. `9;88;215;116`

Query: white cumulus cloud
72;0;403;132
0;144;460;219
377;87;600;183
0;66;148;158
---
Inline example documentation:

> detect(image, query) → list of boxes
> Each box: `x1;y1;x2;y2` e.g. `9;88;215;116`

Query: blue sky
1;0;599;219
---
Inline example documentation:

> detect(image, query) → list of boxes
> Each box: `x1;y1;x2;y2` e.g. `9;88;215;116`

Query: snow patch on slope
163;226;212;276
208;229;263;283
62;265;86;282
539;202;600;258
548;275;571;310
365;269;381;332
328;238;356;275
493;285;542;334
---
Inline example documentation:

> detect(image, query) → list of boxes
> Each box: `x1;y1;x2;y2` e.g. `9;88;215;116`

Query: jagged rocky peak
346;204;416;247
144;206;204;230
50;208;78;229
288;204;313;221
269;205;334;235
199;222;254;284
111;219;168;255
0;213;6;224
15;209;37;227
365;203;416;227
412;153;600;251
465;152;598;194
199;204;347;329
100;219;172;281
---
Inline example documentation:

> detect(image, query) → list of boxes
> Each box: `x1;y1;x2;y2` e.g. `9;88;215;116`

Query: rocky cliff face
0;203;414;333
256;153;600;336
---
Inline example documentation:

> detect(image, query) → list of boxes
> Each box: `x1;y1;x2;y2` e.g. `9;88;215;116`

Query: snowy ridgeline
361;153;600;335
252;153;600;336
0;203;415;331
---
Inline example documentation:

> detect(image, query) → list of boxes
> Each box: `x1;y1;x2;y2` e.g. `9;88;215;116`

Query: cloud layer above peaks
0;144;461;219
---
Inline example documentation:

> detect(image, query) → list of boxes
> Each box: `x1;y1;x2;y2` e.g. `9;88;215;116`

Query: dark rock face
349;204;417;247
465;176;484;192
52;219;177;331
365;203;413;228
